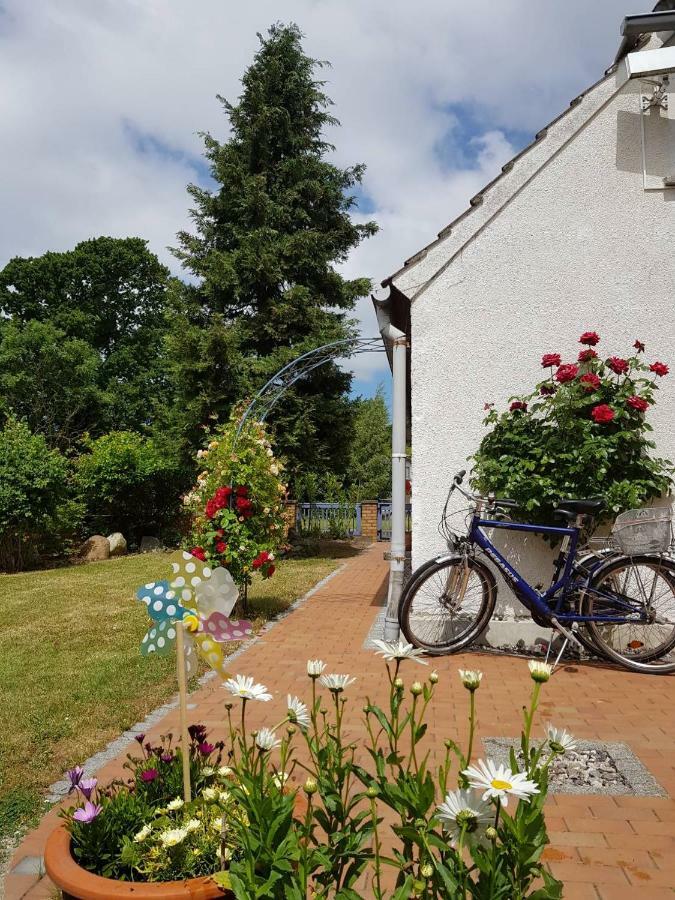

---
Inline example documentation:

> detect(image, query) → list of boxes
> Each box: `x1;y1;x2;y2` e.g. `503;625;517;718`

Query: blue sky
0;0;628;400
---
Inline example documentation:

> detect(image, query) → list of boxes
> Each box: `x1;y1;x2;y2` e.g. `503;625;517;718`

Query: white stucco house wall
374;6;675;644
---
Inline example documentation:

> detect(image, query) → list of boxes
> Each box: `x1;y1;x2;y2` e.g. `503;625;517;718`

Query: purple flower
198;742;215;756
78;777;97;800
160;752;174;764
188;724;207;741
66;766;84;792
140;768;158;783
134;733;145;745
72;801;102;824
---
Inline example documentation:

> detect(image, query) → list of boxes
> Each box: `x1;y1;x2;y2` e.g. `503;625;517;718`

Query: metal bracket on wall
642;79;669;111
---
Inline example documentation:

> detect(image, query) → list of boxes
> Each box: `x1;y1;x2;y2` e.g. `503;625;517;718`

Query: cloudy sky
0;0;631;397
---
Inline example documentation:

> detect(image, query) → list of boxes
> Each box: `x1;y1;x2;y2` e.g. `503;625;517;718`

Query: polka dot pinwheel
136;550;253;679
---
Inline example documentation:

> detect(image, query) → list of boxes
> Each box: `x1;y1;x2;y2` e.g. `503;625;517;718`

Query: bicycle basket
611;507;673;555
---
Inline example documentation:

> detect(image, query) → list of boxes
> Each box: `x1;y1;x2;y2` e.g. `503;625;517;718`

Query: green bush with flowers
472;331;673;524
183;412;287;586
60;648;567;897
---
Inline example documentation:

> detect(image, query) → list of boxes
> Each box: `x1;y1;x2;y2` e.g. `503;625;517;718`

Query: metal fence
296;502;362;537
377;500;412;541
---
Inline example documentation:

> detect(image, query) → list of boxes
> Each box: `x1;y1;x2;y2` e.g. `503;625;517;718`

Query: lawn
0;549;344;853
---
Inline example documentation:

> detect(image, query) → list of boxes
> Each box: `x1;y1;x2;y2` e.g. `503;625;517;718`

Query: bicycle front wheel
399;556;496;655
583;555;675;674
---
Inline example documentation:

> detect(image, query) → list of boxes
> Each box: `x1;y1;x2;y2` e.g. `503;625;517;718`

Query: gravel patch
483;737;668;797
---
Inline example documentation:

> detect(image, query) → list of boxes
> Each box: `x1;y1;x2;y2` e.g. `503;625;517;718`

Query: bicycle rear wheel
399;556;496;654
583;555;675;674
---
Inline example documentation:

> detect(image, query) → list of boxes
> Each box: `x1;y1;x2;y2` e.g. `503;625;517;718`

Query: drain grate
482;737;667;797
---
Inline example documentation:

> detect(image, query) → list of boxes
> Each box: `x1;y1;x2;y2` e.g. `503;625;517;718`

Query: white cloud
0;0;627;387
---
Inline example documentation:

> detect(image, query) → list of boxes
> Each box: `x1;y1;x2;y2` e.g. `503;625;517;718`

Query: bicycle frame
469;513;642;625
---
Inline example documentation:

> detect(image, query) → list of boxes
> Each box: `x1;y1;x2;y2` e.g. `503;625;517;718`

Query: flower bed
53;646;569;897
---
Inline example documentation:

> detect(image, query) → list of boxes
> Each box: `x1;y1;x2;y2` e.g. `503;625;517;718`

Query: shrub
472;334;673;523
184;413;287;586
75;431;180;544
0;419;71;571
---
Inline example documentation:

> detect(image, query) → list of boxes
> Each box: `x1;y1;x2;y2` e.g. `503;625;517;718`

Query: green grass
0;550;343;851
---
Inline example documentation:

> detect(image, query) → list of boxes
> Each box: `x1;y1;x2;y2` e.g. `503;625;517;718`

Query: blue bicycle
399;471;675;674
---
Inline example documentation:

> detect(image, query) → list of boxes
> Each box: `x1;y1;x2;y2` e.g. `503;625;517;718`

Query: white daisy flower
307;659;326;678
320;673;356;693
458;669;483;691
185;818;200;833
436;789;493;840
219;790;231;802
202;787;217;801
255;727;281;752
287;695;311;730
372;639;428;665
159;827;188;847
134;824;152;843
546;724;577;754
218;766;233;778
224;674;272;702
462;760;539;807
211;817;223;832
201;766;215;776
528;660;552;683
167;797;184;811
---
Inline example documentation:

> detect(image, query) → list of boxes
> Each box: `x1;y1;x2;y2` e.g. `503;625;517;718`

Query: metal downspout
372;294;407;641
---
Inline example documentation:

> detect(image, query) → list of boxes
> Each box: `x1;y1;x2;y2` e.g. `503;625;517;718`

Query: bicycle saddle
555;499;604;515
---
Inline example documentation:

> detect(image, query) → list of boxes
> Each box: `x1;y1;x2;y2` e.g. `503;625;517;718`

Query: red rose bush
473;333;673;523
183;412;286;586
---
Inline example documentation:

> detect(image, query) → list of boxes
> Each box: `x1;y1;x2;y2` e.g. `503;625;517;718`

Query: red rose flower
510;401;528;412
265;564;275;578
650;361;669;377
214;486;232;506
235;485;248;497
579;331;600;346
541;353;561;368
190;546;206;561
205;498;218;519
607;356;629;375
627;395;649;412
215;540;227;554
634;340;645;353
578;349;597;362
580;372;601;392
235;497;253;516
591;404;615;424
555;364;579;383
540;384;556;396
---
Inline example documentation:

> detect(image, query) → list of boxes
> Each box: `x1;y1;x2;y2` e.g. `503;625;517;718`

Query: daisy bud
366;786;379;799
286;725;296;736
411;681;423;696
485;826;498;841
420;863;433;879
458;669;482;691
304;777;318;796
528;660;552;683
429;671;439;684
394;677;404;691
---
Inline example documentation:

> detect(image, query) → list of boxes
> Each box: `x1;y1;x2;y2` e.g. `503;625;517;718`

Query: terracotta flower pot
44;823;232;900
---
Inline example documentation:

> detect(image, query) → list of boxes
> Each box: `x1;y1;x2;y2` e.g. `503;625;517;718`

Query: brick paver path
6;543;675;898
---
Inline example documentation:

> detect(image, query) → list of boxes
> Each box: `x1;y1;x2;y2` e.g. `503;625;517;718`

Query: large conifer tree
172;24;377;482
